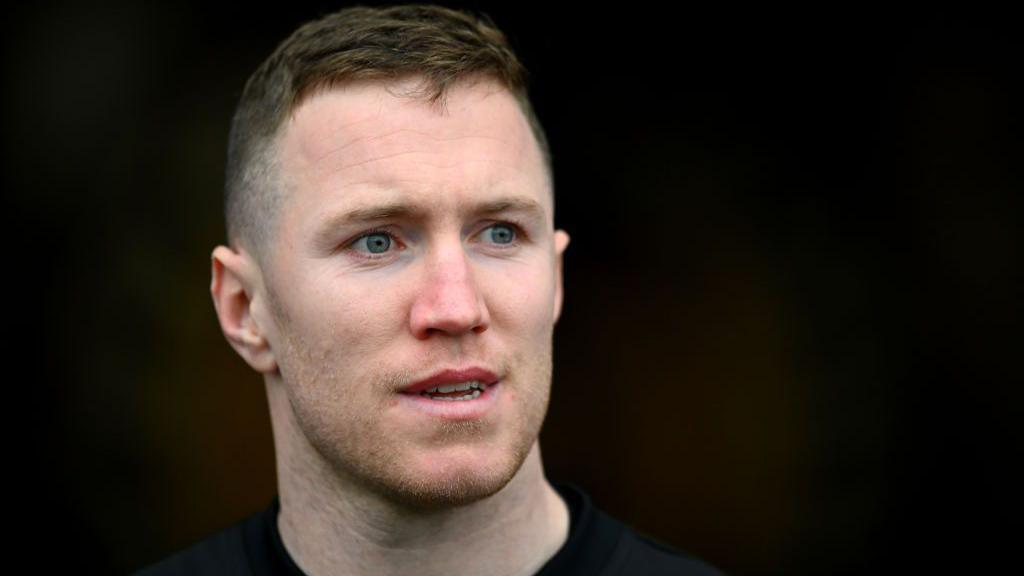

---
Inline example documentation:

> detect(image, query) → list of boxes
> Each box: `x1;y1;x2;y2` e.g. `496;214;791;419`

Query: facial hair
269;301;555;513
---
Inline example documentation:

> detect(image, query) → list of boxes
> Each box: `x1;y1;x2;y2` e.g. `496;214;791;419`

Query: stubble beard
272;309;555;513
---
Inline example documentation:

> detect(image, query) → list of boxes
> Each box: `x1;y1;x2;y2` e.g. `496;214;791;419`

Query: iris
488;224;515;244
365;233;391;253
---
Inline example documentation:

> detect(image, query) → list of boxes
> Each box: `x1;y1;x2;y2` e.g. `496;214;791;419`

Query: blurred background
6;2;1020;574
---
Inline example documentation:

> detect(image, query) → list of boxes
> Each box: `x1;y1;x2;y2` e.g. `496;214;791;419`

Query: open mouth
396;368;500;420
417;381;488;401
395;380;499;420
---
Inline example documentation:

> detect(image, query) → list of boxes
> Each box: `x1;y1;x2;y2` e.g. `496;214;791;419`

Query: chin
343;432;530;512
383;447;525;511
381;473;507;511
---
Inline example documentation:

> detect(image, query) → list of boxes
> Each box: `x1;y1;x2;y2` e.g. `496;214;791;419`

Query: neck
268;385;570;576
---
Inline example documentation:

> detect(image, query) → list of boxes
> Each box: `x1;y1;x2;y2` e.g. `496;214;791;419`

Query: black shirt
134;483;722;575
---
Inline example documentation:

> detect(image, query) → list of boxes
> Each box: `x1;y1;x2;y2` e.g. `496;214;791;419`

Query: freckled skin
253;75;569;511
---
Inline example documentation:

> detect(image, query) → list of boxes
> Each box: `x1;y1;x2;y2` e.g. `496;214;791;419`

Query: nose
409;242;490;339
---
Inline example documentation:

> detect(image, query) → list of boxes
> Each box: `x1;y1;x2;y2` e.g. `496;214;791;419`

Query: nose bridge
410;235;488;337
430;235;472;287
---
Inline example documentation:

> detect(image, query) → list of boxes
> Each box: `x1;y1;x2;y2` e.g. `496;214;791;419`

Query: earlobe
552;230;570;324
210;245;278;374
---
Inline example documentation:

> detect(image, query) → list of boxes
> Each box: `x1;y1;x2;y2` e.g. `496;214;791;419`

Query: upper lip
399;366;500;394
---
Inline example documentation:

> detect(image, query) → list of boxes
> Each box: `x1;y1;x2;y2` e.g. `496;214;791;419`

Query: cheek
485;262;556;336
276;273;409;388
295;269;409;339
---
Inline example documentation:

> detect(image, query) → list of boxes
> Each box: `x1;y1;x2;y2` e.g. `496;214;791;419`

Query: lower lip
395;382;501;421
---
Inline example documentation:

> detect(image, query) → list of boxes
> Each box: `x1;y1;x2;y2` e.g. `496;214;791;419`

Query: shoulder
551;482;724;576
596;508;724;576
131;517;254;576
616;526;724;576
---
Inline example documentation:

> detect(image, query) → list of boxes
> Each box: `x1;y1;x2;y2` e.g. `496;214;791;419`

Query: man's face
254;76;568;509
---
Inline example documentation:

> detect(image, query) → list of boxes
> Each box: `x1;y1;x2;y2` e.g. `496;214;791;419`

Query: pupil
367;234;390;253
492;225;513;244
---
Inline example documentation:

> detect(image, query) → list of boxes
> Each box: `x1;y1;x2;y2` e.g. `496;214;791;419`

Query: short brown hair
224;4;552;258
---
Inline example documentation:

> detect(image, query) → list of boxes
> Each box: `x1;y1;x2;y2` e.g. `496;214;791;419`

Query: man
136;5;720;575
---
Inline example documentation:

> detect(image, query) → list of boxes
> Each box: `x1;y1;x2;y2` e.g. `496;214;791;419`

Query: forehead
275;77;551;234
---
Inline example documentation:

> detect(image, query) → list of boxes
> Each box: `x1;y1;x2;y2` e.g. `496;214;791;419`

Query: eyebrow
311;195;548;245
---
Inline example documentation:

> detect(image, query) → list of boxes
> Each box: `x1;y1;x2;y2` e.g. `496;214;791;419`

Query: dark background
7;2;1020;574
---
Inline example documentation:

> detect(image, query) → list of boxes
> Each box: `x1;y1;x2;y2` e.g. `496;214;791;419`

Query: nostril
410;296;489;338
408;254;491;337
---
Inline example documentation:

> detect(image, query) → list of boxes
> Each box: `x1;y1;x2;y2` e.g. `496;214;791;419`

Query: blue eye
354;232;392;254
483;223;516;245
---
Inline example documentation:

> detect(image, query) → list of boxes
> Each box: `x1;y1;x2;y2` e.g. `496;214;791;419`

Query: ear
552;230;570;324
210;245;278;374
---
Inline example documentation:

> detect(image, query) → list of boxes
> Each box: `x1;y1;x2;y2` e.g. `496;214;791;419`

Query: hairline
236;74;555;270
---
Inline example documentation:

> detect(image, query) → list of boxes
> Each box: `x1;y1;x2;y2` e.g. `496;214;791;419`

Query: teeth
424;381;486;394
424;390;482;401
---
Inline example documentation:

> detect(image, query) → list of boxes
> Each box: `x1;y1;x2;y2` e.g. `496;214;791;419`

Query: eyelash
346;220;528;261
